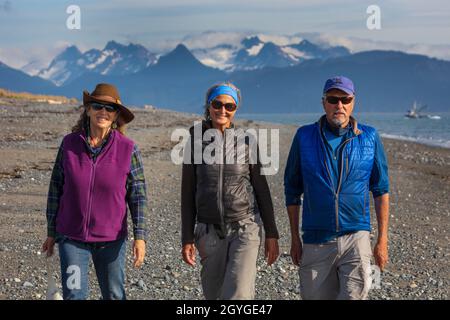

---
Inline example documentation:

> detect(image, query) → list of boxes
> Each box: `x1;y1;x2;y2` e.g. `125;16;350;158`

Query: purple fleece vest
56;130;134;242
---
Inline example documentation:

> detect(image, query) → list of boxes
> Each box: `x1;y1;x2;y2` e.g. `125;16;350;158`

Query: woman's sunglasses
210;100;237;112
90;102;118;113
325;96;354;105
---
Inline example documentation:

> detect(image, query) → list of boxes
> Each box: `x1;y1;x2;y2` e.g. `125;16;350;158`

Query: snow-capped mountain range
33;34;350;86
37;41;157;86
191;34;350;71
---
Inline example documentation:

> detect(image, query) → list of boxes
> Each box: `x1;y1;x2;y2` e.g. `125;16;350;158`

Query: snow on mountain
37;41;157;86
20;59;49;76
33;32;353;85
187;32;350;71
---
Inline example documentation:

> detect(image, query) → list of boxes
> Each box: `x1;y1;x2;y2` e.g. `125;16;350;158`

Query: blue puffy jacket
288;117;380;233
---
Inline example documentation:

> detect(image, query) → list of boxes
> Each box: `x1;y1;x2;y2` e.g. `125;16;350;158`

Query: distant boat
405;102;440;119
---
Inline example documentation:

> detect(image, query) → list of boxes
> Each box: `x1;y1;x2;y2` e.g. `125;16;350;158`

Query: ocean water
236;112;450;149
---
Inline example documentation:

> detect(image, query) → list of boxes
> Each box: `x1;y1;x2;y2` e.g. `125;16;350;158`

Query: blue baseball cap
323;76;355;95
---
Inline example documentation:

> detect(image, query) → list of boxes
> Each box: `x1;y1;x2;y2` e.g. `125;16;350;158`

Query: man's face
322;89;355;128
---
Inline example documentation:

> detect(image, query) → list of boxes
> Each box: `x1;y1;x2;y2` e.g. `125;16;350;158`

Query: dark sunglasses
325;95;354;105
90;102;118;113
210;100;237;112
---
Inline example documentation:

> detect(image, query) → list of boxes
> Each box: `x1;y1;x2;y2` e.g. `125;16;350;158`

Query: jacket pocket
223;181;249;213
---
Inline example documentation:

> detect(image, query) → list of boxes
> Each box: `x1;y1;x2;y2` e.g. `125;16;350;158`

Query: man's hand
133;239;146;268
42;237;56;257
373;193;389;272
373;238;388;271
182;243;196;267
290;236;303;266
265;238;279;266
287;205;302;266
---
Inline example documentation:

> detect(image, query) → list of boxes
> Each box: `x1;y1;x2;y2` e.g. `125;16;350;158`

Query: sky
0;0;449;69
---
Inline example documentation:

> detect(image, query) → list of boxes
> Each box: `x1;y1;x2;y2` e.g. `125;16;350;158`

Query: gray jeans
194;215;262;300
299;230;373;300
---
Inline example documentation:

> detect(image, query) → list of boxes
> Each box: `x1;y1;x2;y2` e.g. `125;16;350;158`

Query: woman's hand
290;235;302;266
42;237;56;257
133;239;146;268
182;243;197;267
265;238;279;266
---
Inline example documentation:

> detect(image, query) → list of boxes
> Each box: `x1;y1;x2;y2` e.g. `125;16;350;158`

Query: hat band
88;95;122;105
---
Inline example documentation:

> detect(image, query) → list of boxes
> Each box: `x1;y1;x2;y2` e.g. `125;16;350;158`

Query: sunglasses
90;102;118;113
210;100;237;112
325;96;354;105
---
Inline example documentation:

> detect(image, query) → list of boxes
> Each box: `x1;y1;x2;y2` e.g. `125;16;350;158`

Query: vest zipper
318;119;361;233
363;182;368;218
86;160;97;240
335;137;357;232
218;131;226;231
83;131;114;240
318;126;338;230
322;158;340;231
346;154;349;180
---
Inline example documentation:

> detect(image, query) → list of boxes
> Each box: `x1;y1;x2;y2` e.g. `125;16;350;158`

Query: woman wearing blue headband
181;82;280;299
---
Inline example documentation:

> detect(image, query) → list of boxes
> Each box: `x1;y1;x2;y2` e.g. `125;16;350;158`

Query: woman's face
208;94;237;129
87;103;118;131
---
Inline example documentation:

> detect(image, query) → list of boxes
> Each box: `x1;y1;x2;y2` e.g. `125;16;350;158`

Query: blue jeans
58;236;127;300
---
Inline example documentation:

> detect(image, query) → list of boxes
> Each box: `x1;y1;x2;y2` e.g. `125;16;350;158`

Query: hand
133;239;146;268
42;237;56;257
290;236;302;266
373;238;388;271
182;243;196;267
264;238;279;266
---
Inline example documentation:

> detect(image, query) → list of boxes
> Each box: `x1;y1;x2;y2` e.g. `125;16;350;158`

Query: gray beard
331;118;344;128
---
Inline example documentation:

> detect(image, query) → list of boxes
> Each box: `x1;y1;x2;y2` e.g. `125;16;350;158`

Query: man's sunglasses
90;102;118;113
210;100;237;112
325;96;354;105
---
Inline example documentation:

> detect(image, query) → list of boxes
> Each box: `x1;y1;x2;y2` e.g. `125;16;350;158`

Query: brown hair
71;105;126;135
203;82;241;121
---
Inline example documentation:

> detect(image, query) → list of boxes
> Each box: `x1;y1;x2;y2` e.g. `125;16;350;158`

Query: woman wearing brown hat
41;83;148;300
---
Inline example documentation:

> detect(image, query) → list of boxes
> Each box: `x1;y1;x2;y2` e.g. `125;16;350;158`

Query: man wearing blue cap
284;76;390;300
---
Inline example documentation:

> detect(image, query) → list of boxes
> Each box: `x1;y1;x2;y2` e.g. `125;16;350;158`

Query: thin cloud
0;42;71;72
297;32;450;60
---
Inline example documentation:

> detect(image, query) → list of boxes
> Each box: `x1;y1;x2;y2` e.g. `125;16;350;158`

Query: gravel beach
0;99;449;300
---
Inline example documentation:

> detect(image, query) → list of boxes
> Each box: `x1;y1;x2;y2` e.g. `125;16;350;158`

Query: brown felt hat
83;83;134;125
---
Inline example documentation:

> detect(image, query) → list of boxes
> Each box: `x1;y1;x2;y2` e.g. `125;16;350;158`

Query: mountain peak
242;36;263;48
151;43;210;72
55;45;82;62
173;43;193;55
299;39;313;45
294;39;318;51
104;40;125;51
160;44;197;62
260;42;279;51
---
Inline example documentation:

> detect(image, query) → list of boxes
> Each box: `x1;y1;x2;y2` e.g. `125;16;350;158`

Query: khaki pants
194;215;262;300
299;230;372;300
